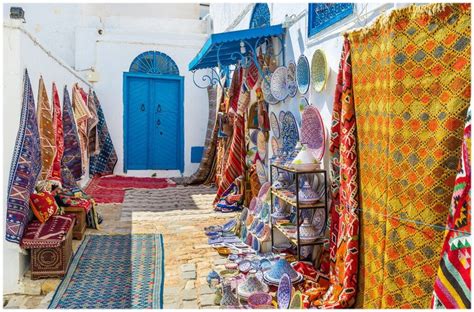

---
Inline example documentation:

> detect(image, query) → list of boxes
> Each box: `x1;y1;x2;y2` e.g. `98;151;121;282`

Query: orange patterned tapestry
348;3;471;308
37;77;56;182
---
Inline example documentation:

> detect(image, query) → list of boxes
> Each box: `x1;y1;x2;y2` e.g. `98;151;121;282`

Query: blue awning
188;24;285;71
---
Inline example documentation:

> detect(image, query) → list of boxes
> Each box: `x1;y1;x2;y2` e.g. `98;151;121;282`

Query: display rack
269;163;328;260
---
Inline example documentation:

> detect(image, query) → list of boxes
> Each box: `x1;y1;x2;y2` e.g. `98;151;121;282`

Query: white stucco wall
3;21;92;294
208;3;407;170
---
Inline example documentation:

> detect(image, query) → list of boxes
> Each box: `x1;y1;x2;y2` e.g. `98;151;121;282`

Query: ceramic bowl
238;260;252;273
248;292;273;308
216;247;231;257
219;269;239;279
228;254;239;261
204;225;222;232
225;262;239;270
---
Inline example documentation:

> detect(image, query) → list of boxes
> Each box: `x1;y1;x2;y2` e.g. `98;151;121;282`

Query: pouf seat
21;214;75;279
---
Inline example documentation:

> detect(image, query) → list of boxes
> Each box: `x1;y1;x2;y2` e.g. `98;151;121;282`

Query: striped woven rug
49;234;164;309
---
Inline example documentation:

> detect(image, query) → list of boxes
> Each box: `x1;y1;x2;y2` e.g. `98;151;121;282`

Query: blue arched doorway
123;51;184;172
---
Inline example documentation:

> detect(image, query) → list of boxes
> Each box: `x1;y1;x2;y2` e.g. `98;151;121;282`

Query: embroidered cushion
29;192;59;223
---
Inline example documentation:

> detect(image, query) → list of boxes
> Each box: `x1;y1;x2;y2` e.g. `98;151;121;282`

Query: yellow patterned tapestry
348;3;471;308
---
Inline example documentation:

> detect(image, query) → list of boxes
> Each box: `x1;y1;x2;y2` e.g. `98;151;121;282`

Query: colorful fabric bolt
5;69;42;243
37;77;56;181
72;84;91;173
62;86;83;181
86;89;99;155
432;108;471;309
89;91;118;176
312;38;360;309
48;83;64;185
348;3;471;308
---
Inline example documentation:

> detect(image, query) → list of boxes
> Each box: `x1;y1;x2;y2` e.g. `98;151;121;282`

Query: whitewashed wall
3;21;91;294
3;3;210;177
209;3;409;170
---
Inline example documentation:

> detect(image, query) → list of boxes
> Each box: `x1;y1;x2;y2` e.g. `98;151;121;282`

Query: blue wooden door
124;73;183;171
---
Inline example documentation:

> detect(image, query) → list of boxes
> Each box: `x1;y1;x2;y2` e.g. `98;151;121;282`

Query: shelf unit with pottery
269;162;328;260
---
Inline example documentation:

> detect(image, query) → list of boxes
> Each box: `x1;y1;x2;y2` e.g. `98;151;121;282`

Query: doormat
85;175;176;203
120;185;216;221
49;234;164;309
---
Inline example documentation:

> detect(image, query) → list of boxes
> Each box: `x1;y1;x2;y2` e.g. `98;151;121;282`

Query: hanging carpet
49;234;164;309
348;3;471;308
311;38;360;309
36;77;56;182
62;86;83;181
432;108;471;309
89;91;118;176
87;89;99;155
183;86;219;185
48;83;64;185
5;69;42;244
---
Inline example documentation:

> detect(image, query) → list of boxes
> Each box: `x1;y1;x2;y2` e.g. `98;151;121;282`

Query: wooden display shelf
273;223;325;247
271;189;325;209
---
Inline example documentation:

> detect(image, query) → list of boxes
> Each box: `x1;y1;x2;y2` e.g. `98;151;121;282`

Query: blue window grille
249;3;271;29
308;3;354;38
129;51;179;75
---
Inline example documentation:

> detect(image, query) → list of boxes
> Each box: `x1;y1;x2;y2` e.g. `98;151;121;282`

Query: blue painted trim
308;3;354;38
190;146;204;163
123;72;184;172
130;51;179;75
188;24;285;70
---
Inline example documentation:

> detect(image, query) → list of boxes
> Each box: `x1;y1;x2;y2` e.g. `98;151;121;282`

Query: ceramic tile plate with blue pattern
287;61;297;97
296;55;310;95
281;111;299;153
270;111;280;139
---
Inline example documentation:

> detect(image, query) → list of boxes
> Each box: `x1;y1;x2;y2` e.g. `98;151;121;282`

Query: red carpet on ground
85;175;176;204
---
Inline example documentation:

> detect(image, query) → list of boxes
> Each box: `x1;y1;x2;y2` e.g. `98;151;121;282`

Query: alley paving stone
4;185;236;309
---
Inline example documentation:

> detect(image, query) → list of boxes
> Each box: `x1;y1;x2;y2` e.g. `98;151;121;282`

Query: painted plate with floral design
256;159;267;185
287;61;297;97
270;66;288;102
270;111;280;139
301;105;325;161
311;49;329;93
257;130;267;160
296;55;310;95
281;111;299;153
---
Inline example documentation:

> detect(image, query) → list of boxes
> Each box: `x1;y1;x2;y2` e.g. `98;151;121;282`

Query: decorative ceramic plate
239;260;252;273
249;197;257;213
311;49;328;93
262;73;279;105
250;129;259;146
301;105;326;161
257;131;267;160
258;182;271;200
287;61;297;97
296;55;310;95
277;274;292;309
270;66;288;101
289;291;303;309
223;219;237;232
312;208;326;235
256;159;267;185
281;111;299;153
270;112;280;139
271;137;280;156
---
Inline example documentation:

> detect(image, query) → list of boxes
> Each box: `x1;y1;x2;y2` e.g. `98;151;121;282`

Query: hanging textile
184;86;219;185
72;83;91;174
5;69;42;243
48;83;64;185
432;109;471;309
229;67;243;113
311;38;360;309
89;91;118;176
348;3;471;308
62;86;83;181
87;89;99;155
213;86;249;205
37;77;56;182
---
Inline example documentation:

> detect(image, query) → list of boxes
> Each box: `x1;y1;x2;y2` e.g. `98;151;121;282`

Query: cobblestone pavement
4;185;236;309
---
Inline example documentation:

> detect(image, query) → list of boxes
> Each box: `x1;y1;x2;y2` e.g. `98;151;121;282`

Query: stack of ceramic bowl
237;270;269;300
263;258;303;286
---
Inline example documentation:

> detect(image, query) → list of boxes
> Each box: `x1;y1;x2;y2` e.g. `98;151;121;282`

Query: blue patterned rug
49;234;164;309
